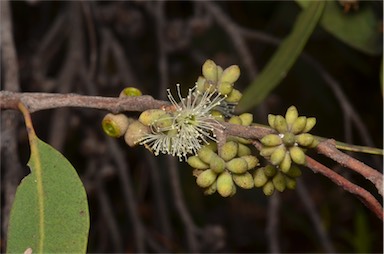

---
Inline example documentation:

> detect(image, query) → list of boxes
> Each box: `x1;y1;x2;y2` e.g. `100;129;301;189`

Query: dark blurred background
1;1;383;253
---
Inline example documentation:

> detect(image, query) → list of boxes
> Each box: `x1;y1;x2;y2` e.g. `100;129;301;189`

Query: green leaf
236;1;325;112
7;113;89;253
296;0;382;55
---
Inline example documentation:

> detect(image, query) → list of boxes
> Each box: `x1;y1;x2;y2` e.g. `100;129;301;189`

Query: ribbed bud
102;113;130;138
217;171;234;197
217;65;223;78
241;155;259;170
196;76;207;93
233;172;254;189
237;143;252;157
274;115;288;133
285;165;302;178
309;138;319;148
220;65;240;84
263;181;275;196
217;81;233;95
210;110;225;122
139;109;166;126
285;176;297;190
270;146;286;165
152;114;173;130
268;114;276;129
239;113;253;126
282;132;296;147
285;106;298;127
290;116;307;134
220;141;238;161
198;147;216;164
119;87;142;97
253;168;268;187
204;182;217;195
303;117;316;133
264;165;277;177
225;89;242;103
187;156;209;170
226;158;248;174
196;169;217;188
289;146;306;165
124;121;150;147
209;154;226;174
296;133;314;147
228;116;242;125
202;59;218;82
279;152;292;173
205;142;218;152
272;172;286;192
260;146;277;157
261;134;282;147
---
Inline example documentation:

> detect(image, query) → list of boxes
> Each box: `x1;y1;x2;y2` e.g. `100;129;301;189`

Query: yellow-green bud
253;168;268;187
187;156;209;170
309;138;319;148
202;59;218;82
260;134;282;147
303;117;316;133
204;142;218;152
217;81;233;95
263;181;275;196
234;136;252;145
285;176;297;190
230;184;237;197
241;155;259;170
228;116;243;125
153;113;173;130
217;171;234;197
285;165;302;178
220;141;238;161
239;113;253;126
209;154;226;174
260;146;277;157
272;172;286;192
198;146;216;164
296;133;314;147
233;172;254;189
290;116;307;134
196;169;217;188
237;143;251;156
196;76;207;93
211;110;225;122
282;132;296;147
270;146;286;165
285;106;298;127
289;146;306;165
226;158;248;174
274;115;288;133
217;65;223;78
119;87;142;97
220;65;240;84
139;109;166;126
264;165;277;178
225;89;242;103
268;114;276;129
124;120;150;147
279;152;292;173
102;113;130;138
204;182;217;195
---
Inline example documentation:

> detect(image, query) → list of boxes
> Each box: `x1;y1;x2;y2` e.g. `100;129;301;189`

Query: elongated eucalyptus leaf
7;117;89;253
236;1;325;112
296;0;381;55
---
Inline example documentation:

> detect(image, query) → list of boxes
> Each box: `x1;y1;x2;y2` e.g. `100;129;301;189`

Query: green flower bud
309;138;319;148
220;141;238;161
272;172;286;192
279;152;292;173
260;134;282;147
241;155;259;170
289;146;306;165
290;116;307;134
296;133;314;147
260;146;277;157
226;158;248;174
285;106;298;127
239;113;253;126
102;113;130;138
220;65;241;84
237;143;252;156
204;182;217;195
196;169;217;188
303;117;316;133
209;154;226;174
285;165;302;178
270;146;286;165
225;89;242;103
196;76;208;93
211;110;225;122
119;87;142;97
282;132;296;147
268;114;276;129
263;181;275;196
187;156;209;170
124;120;150;147
152;113;173;130
233;172;254;189
198;146;216;164
204;142;218;152
253;168;268;187
217;171;234;197
230;184;237;197
264;165;277;178
217;65;224;78
202;59;218;82
274;115;288;133
285;176;297;190
228;116;243;125
233;136;252;145
139;109;167;126
217;81;233;95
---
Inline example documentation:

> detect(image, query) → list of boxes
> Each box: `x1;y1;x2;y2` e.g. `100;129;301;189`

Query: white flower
140;84;225;160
